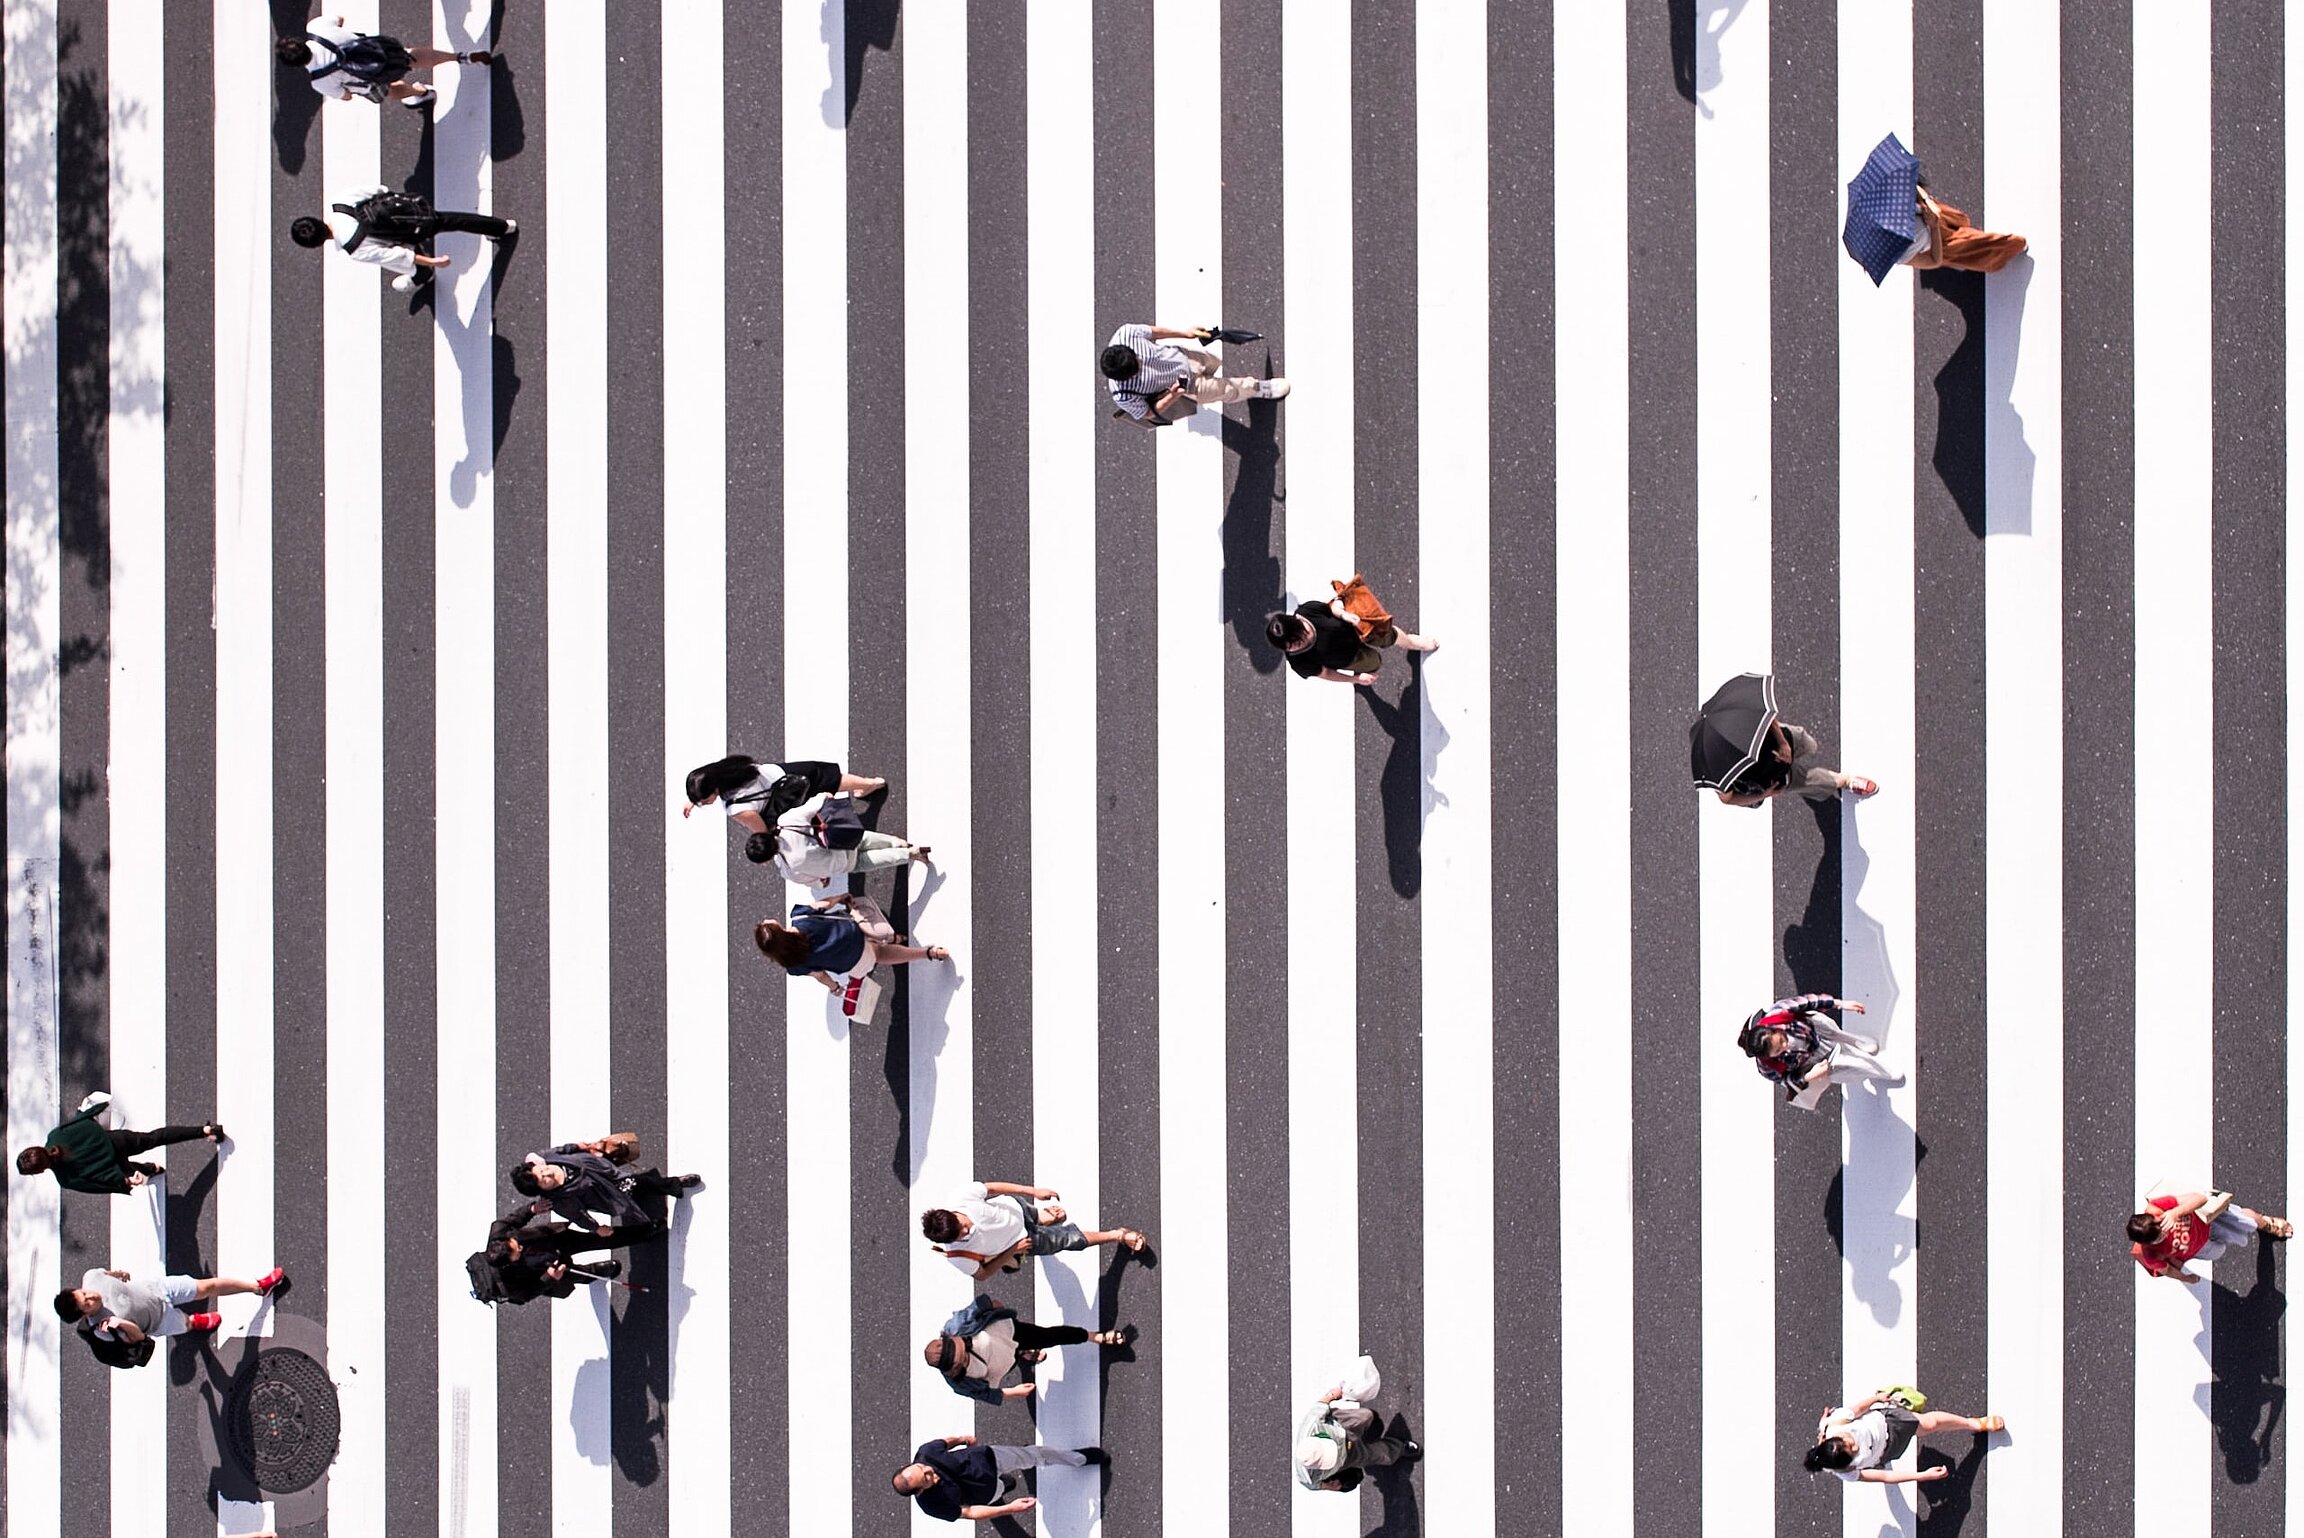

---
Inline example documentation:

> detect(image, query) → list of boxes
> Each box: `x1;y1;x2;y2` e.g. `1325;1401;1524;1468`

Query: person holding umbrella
1843;132;2026;284
1100;322;1288;427
1690;673;1877;806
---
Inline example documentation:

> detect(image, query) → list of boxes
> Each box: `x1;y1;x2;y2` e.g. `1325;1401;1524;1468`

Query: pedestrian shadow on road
1919;256;2042;545
827;0;903;128
1915;1429;1990;1537
1220;392;1285;672
608;1240;672;1488
270;0;322;174
1365;1411;1423;1538
1361;658;1442;900
2211;1237;2287;1484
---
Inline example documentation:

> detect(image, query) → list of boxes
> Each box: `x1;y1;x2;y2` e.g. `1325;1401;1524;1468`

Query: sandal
927;945;952;963
911;845;933;863
1844;776;1880;799
1090;1327;1134;1347
2264;1215;2295;1239
1018;1348;1046;1364
1976;1415;2005;1434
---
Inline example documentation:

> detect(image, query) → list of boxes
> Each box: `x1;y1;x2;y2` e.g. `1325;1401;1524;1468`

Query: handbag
838;973;884;1027
843;894;898;943
781;795;866;850
596;1131;640;1166
1330;574;1395;642
2200;1190;2236;1224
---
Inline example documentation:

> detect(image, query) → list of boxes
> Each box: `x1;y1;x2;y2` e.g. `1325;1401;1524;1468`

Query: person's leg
1914;1409;2001;1435
848;831;927;872
430;210;512;240
837;773;887;794
1812;1016;1885;1057
1010;1320;1091;1350
2234;1205;2292;1238
384;79;435;105
1824;1043;1902;1086
1074;1226;1148;1251
990;1445;1090;1476
109;1125;216;1159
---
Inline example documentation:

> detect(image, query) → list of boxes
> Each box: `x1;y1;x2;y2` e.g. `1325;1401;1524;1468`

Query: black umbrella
1689;672;1779;790
1200;325;1262;345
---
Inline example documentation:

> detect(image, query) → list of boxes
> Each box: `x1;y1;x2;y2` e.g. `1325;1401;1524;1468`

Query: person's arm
811;970;841;994
105;1318;147;1344
1858;1467;1948;1485
2160;1192;2209;1224
1002;1384;1035;1399
960;1498;1038;1521
1144;325;1211;341
1316;667;1376;686
732;809;768;834
1714;785;1776;807
981;1181;1057;1200
942;1435;978;1447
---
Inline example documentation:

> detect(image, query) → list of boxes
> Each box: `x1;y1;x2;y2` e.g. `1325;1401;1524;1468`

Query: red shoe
255;1267;287;1296
184;1312;222;1332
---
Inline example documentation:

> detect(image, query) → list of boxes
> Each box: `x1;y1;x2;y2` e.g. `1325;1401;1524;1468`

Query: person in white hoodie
744;793;931;891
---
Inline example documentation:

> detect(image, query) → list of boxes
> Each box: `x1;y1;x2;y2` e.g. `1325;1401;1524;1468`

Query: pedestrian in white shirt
290;188;516;294
1100;322;1289;427
742;792;930;891
276;19;490;110
919;1180;1148;1281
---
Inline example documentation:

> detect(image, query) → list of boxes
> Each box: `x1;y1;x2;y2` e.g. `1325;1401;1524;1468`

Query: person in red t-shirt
2128;1190;2293;1284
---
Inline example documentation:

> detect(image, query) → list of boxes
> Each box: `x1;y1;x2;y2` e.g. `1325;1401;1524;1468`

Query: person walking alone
278;18;489;110
57;1263;287;1346
291;187;515;294
920;1179;1146;1280
755;896;950;993
1805;1390;2003;1485
2129;1189;2292;1284
1736;993;1899;1108
892;1436;1105;1523
1266;577;1437;686
925;1293;1137;1405
1101;322;1288;427
16;1091;223;1195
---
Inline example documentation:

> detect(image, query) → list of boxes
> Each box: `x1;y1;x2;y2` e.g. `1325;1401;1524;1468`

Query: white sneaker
1255;377;1292;400
76;1090;111;1114
499;220;518;238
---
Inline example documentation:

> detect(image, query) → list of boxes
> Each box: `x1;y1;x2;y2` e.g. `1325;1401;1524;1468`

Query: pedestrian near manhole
291;187;516;294
1101;322;1288;427
15;1090;223;1194
278;18;491;111
2129;1188;2292;1285
893;1435;1106;1524
1806;1389;2003;1485
925;1293;1137;1405
1266;574;1438;686
920;1179;1147;1280
57;1263;288;1365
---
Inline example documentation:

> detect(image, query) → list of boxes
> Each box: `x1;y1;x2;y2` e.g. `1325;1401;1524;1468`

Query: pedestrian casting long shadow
1919;257;2037;541
609;1239;673;1487
270;0;322;173
1366;1412;1424;1538
1915;1429;1991;1537
2211;1237;2287;1483
1665;0;1752;116
1220;394;1285;670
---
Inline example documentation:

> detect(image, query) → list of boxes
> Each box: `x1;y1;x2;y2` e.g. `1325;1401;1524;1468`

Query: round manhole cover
224;1347;341;1494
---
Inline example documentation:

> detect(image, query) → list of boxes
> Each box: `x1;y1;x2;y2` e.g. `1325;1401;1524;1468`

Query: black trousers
416;210;510;241
108;1126;208;1169
1010;1321;1090;1350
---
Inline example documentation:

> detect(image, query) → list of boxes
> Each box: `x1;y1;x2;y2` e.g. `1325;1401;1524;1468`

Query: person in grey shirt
1100;323;1289;426
1294;1384;1420;1492
55;1263;286;1343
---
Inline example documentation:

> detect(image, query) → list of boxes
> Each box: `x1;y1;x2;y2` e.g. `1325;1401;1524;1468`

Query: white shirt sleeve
959;1181;989;1203
304;25;362;99
343;241;417;277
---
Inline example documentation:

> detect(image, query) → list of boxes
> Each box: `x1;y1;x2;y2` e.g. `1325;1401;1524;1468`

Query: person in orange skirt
1904;187;2027;274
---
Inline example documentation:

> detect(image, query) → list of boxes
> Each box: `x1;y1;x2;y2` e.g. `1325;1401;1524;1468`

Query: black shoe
203;1121;226;1142
1077;1447;1108;1467
674;1173;703;1192
1400;1441;1423;1463
462;49;494;65
586;1259;622;1280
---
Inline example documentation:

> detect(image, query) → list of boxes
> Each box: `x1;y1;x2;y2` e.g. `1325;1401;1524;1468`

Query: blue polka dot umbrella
1842;132;1923;285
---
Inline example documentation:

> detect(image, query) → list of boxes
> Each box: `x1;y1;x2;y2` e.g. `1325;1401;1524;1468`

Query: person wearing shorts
56;1264;287;1343
2130;1190;2293;1283
919;1179;1148;1281
1805;1391;2003;1485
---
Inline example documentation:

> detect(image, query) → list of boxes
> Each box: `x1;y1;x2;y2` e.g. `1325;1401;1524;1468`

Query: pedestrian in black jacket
508;1145;699;1246
15;1092;222;1194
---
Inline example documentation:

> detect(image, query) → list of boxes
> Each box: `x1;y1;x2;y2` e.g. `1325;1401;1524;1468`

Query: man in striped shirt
1100;322;1290;426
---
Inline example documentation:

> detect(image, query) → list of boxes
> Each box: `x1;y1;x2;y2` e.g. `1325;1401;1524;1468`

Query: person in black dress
1265;595;1437;685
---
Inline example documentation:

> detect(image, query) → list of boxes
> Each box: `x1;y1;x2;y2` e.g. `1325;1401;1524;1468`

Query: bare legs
838;773;888;794
1915;1409;2002;1436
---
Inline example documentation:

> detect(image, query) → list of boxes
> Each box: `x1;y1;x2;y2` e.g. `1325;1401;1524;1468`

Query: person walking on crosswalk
756;896;950;992
57;1262;288;1349
1295;1379;1421;1493
291;188;516;295
2129;1189;2293;1284
16;1090;223;1194
1737;993;1900;1108
1101;322;1289;427
1267;576;1438;686
925;1293;1136;1405
748;792;930;891
509;1145;700;1247
893;1435;1105;1523
1903;187;2027;275
1713;718;1877;806
277;18;490;111
1806;1391;2003;1485
922;1179;1147;1281
682;752;888;836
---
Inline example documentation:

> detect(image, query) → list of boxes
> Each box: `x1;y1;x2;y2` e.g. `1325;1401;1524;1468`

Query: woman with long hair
754;895;950;996
681;753;887;835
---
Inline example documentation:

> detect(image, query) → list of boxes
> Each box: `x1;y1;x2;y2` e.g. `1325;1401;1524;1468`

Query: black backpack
729;772;815;822
466;1251;518;1307
333;191;433;253
79;1325;154;1370
309;33;415;87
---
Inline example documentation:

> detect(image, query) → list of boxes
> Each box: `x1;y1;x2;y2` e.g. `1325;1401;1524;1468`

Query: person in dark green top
15;1092;224;1195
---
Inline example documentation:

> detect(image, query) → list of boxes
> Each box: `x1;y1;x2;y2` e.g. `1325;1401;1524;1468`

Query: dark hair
508;1163;542;1197
684;754;759;806
17;1145;51;1175
485;1238;516;1266
755;921;812;969
2126;1211;2162;1245
1098;344;1140;381
920;1208;963;1245
743;831;776;865
290;217;330;249
1735;1012;1771;1056
275;37;313;66
52;1288;80;1322
1803;1438;1854;1472
1265;613;1309;651
923;1335;959;1374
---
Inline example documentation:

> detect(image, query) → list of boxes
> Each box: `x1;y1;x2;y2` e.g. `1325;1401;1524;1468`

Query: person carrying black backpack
290;185;516;294
277;17;490;111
